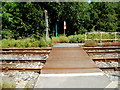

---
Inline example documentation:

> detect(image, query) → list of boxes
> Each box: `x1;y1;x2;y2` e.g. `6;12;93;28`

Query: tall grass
1;38;48;48
1;33;119;48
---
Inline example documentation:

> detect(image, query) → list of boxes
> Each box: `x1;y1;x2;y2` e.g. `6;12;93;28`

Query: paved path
35;43;112;88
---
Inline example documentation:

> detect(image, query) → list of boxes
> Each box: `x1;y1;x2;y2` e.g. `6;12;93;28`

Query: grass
1;33;120;48
24;83;33;89
1;38;48;48
1;81;16;88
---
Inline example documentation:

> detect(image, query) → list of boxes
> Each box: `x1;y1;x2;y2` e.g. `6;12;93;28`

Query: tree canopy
2;2;120;39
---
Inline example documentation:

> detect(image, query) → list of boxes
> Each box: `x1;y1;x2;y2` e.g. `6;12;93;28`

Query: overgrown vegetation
1;33;119;48
1;81;16;88
68;34;85;43
84;40;97;47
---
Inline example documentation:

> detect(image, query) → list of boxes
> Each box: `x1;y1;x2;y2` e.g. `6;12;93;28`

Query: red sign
64;25;67;30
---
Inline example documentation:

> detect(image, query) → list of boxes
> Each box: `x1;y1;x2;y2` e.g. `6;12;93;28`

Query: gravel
2;62;44;68
1;71;39;88
1;54;48;59
1;54;48;88
95;61;118;67
89;52;119;81
90;54;119;58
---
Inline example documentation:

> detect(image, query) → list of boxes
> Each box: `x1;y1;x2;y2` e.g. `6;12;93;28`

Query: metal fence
85;32;120;43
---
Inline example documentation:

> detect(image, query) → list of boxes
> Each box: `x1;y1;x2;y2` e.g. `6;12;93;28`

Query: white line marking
105;81;118;88
39;73;104;77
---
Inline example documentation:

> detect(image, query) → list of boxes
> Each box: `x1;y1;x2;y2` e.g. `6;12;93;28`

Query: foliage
58;36;69;43
84;40;97;47
1;34;120;48
2;2;45;39
1;38;48;48
51;37;60;44
68;34;85;43
2;2;120;39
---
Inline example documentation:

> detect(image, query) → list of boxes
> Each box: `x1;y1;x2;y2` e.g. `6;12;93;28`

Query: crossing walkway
35;43;112;88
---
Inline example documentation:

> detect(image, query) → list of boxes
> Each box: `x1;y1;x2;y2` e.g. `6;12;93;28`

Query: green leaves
2;2;120;39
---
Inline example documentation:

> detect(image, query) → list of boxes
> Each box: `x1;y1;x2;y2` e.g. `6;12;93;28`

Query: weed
84;40;97;47
1;81;16;88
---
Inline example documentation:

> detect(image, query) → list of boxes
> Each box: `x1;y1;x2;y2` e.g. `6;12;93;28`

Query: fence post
115;32;117;42
100;32;102;44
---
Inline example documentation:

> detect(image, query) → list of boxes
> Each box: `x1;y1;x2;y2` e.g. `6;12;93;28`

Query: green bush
51;37;60;43
68;34;85;43
1;39;15;48
58;36;69;43
1;37;48;48
38;38;48;47
47;39;54;47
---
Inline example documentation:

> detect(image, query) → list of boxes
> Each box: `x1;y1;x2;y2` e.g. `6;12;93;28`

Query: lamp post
45;10;49;41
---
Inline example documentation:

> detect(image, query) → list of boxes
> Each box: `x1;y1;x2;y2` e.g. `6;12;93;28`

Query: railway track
1;58;119;63
1;68;41;72
1;48;50;72
1;48;52;51
86;51;120;54
0;59;46;63
1;67;120;71
1;47;119;72
99;67;120;71
0;51;50;55
83;47;120;50
92;58;120;62
83;46;119;72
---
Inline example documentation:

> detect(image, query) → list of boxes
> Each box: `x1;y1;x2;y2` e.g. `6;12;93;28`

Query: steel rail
1;68;41;72
86;51;120;54
92;58;120;62
1;67;120;72
0;59;46;63
99;67;120;71
0;48;52;51
42;67;120;71
83;47;120;50
0;51;50;55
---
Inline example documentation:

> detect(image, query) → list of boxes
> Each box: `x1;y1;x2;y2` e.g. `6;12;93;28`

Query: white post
45;10;49;41
64;21;66;36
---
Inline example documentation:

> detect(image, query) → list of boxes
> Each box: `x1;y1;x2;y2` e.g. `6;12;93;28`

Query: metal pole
64;29;65;36
55;23;58;37
45;10;49;41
